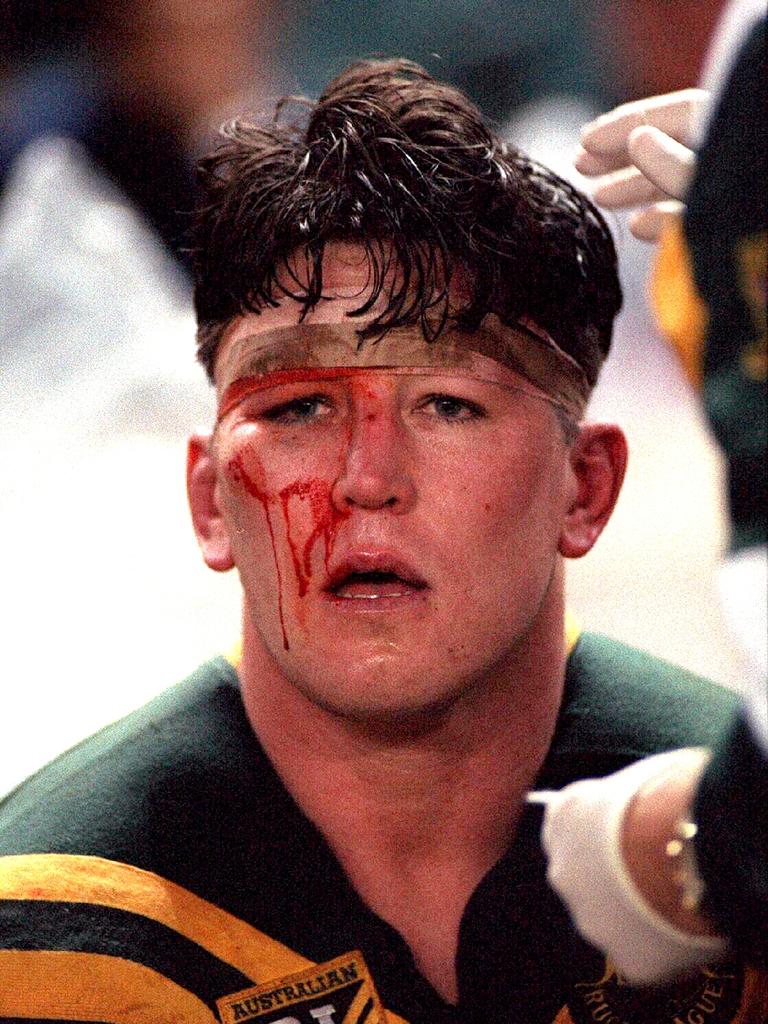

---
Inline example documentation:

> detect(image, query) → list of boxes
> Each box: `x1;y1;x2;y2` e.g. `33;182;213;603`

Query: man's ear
558;424;628;559
187;433;235;572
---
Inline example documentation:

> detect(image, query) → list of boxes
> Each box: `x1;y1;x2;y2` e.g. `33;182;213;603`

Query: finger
592;166;668;210
627;126;696;201
574;146;629;177
581;88;708;156
629;200;685;242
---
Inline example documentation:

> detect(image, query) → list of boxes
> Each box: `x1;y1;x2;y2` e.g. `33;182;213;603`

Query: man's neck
236;590;567;1003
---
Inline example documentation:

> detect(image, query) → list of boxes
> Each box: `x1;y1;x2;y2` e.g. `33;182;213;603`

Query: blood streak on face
227;419;352;650
278;478;351;597
227;453;291;649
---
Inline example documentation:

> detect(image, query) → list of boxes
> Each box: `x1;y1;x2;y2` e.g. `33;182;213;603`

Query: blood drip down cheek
226;448;351;651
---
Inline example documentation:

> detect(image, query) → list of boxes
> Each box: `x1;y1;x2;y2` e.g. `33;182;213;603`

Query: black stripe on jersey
0;899;254;1009
354;998;375;1023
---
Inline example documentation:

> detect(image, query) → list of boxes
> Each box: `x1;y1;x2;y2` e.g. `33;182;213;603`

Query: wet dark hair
193;59;621;386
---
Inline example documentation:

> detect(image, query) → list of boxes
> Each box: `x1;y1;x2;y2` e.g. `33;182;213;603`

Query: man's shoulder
546;631;740;783
0;657;247;862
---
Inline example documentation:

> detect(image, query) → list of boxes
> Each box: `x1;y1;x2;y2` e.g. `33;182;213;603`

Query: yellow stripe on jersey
550;1007;572;1024
565;611;580;655
0;853;411;1024
0;949;216;1022
650;217;709;390
0;852;308;982
736;231;767;382
226;637;243;669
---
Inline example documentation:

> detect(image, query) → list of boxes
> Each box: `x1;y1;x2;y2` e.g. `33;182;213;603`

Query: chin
289;652;481;732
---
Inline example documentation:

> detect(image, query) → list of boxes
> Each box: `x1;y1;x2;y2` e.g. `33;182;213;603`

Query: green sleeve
694;707;768;965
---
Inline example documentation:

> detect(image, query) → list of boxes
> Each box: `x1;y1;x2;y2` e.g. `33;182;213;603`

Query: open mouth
326;564;428;601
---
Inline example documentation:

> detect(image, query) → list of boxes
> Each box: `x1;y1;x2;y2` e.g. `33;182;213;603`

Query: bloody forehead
214;318;591;422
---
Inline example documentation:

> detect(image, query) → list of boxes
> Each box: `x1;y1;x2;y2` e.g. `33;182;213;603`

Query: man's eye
261;395;332;424
419;394;484;421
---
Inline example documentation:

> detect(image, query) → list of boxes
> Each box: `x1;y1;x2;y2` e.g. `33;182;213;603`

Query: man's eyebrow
214;364;575;425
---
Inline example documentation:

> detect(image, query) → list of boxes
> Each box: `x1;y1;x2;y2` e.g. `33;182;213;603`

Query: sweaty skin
213;360;570;677
216;361;570;653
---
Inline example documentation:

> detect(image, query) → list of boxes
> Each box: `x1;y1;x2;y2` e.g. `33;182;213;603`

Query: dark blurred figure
0;2;95;188
84;1;277;273
1;0;276;274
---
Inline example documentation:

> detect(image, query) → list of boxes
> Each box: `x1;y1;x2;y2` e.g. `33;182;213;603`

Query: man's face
193;248;587;723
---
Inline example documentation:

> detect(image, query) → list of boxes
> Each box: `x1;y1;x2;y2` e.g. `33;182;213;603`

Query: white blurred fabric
0;139;241;796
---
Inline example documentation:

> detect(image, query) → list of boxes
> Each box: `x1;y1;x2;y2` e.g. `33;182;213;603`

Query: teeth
340;591;411;599
333;573;417;600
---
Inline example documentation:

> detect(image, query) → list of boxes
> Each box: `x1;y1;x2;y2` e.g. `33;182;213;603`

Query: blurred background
1;0;752;795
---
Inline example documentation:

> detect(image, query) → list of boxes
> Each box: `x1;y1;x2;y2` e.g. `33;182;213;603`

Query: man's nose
330;388;417;513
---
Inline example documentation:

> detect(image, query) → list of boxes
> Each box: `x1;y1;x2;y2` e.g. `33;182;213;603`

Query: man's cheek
225;446;350;585
222;443;351;650
221;445;291;648
224;443;268;504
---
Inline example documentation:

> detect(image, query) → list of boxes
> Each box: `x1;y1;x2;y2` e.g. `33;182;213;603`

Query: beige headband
215;315;590;420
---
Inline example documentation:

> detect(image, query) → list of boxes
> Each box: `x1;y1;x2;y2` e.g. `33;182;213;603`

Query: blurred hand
575;89;709;241
534;748;728;985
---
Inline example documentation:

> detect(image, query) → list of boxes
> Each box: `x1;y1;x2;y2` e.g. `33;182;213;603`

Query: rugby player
1;59;763;1024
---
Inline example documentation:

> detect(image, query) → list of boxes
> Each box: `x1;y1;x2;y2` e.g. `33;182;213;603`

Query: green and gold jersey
1;634;765;1023
651;20;766;553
